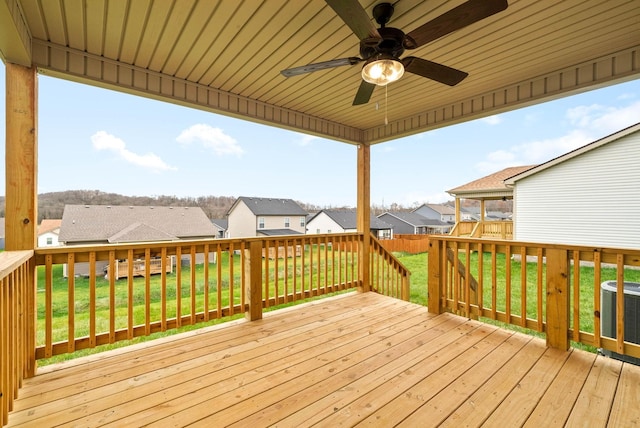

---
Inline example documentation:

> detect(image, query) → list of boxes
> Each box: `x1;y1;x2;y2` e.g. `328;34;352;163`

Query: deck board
7;292;640;427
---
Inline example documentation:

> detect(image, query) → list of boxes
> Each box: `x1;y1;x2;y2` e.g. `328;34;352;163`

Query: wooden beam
244;240;263;321
357;144;370;293
5;63;37;251
428;238;442;314
546;248;570;350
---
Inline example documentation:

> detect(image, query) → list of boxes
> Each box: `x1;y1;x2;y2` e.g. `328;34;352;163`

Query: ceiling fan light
362;58;404;86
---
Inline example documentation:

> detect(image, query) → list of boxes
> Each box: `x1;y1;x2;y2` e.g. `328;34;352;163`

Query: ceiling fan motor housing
360;27;406;60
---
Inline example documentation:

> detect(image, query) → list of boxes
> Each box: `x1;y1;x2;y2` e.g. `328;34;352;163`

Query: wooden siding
7;292;640;427
513;130;640;248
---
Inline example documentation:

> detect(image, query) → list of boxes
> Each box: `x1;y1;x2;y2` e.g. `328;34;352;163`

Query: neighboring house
487;211;512;220
226;196;308;238
59;205;219;276
447;165;535;217
38;219;62;247
460;207;481;221
412;203;456;223
211;218;227;238
306;209;394;239
378;212;451;235
504;122;640;249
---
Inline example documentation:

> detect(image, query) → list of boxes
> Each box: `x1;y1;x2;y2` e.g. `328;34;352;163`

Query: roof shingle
58;205;218;243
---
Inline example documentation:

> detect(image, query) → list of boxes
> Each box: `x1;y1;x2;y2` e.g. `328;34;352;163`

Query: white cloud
176;124;244;156
481;115;502;125
394;190;452;206
476;100;640;174
297;134;319;146
91;131;177;172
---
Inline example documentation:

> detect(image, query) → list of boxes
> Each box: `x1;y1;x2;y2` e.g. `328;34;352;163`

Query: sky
0;62;639;208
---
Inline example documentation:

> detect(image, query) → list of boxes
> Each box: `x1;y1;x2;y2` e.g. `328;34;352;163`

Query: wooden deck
7;292;640;427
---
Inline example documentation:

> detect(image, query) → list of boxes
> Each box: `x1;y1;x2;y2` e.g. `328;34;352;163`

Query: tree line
0;190;327;223
0;190;511;224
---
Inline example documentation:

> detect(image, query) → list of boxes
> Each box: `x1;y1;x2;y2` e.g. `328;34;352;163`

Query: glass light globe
361;59;405;86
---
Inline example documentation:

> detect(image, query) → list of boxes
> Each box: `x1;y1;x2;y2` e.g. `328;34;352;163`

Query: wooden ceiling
1;0;639;145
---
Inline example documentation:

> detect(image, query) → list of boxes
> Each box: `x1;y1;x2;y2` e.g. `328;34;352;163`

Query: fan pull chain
385;84;389;125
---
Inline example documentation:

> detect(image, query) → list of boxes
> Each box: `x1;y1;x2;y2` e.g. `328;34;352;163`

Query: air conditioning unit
600;281;640;365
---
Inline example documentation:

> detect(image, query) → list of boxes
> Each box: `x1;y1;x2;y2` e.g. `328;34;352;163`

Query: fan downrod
372;3;394;27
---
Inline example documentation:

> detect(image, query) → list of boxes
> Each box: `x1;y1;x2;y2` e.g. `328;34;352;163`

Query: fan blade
405;0;508;48
325;0;381;41
352;80;376;105
281;57;361;77
402;57;468;86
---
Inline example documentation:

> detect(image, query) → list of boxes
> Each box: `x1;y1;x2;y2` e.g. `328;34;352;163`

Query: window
258;217;265;229
284;217;290;228
316;229;321;234
299;216;305;227
46;237;53;245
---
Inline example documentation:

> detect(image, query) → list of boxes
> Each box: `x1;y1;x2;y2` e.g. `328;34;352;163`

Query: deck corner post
546;248;570;350
357;143;371;293
245;240;263;321
428;238;443;314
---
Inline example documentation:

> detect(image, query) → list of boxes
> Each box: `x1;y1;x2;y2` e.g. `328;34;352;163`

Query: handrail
0;250;35;426
428;236;640;359
369;235;410;301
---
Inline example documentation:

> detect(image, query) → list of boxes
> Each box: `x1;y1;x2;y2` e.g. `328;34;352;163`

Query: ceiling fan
280;0;508;106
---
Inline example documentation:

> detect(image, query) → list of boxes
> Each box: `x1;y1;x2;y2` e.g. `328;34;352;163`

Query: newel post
245;240;263;321
428;238;443;314
546;248;570;350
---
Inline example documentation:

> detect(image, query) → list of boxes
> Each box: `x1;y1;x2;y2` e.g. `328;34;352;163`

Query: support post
357;144;371;293
546;248;570;350
5;63;38;251
428;238;443;314
5;63;38;379
245;240;263;321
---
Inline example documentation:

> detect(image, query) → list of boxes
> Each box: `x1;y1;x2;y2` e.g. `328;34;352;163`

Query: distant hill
0;190;325;223
0;190;510;224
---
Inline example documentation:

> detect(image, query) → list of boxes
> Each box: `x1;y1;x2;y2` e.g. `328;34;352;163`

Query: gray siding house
378;212;451;235
306;209;393;239
412;203;456;223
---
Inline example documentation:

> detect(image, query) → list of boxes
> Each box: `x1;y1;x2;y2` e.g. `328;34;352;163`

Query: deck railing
449;221;476;236
450;221;513;239
31;233;409;360
370;236;410;300
473;220;513;239
428;236;640;360
0;250;35;426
